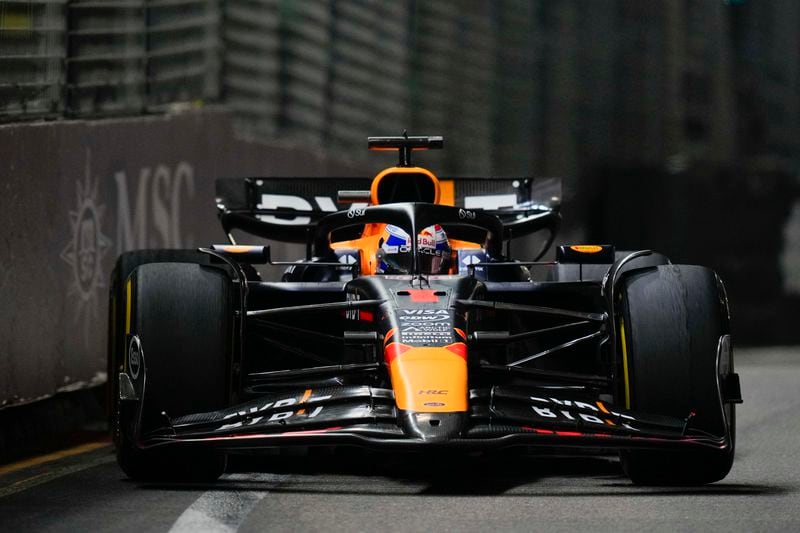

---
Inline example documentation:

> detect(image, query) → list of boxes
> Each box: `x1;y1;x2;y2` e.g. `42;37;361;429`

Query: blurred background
1;0;799;456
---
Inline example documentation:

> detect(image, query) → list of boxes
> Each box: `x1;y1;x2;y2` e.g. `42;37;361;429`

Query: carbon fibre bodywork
118;236;736;456
111;135;741;483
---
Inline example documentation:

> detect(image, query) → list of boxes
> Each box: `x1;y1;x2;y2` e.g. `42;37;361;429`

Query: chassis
108;136;742;484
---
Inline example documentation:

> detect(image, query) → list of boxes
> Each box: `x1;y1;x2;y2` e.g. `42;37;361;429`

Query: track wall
0;109;366;407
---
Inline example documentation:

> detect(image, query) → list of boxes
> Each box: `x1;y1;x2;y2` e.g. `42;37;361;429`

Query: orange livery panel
386;344;468;412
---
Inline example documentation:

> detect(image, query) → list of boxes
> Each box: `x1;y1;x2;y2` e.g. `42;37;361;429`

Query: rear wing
215;176;561;243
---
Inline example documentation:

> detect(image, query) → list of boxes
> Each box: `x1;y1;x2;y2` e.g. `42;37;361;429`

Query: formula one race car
108;135;742;485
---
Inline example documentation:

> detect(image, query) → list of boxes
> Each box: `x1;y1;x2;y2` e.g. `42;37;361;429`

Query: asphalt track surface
1;347;799;532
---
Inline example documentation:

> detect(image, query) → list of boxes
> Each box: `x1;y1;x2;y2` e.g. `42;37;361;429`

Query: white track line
169;473;288;533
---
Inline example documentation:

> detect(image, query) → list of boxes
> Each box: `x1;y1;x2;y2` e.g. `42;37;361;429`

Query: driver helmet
376;224;451;274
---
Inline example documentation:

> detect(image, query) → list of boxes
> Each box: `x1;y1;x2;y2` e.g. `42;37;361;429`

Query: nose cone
398;411;467;442
385;344;469;442
386;344;468;412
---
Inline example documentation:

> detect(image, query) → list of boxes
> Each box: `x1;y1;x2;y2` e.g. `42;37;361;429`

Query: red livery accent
384;342;411;364
406;289;439;303
204;427;344;441
444;342;467;359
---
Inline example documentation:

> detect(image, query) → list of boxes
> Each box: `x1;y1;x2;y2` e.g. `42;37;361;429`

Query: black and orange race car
108;135;742;485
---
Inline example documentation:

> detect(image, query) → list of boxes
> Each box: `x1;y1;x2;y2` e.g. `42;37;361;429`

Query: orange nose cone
386;344;468;412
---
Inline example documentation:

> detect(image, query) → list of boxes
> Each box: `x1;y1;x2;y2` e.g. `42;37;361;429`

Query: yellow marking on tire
620;318;631;409
596;401;610;414
0;442;109;476
111;294;117;367
125;278;132;335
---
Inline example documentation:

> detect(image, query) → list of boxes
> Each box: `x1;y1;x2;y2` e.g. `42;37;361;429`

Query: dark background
1;1;799;415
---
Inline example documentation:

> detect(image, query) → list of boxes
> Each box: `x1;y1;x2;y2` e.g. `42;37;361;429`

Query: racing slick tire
114;261;230;481
107;250;209;429
619;265;735;485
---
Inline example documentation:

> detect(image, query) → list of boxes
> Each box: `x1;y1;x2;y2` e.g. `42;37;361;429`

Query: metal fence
0;1;546;173
146;0;220;110
66;0;220;116
222;0;279;138
0;0;66;119
1;0;220;118
3;1;800;177
219;0;544;172
0;3;499;164
66;1;147;116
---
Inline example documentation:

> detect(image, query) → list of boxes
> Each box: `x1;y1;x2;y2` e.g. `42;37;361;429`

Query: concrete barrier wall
2;108;798;408
0;109;367;407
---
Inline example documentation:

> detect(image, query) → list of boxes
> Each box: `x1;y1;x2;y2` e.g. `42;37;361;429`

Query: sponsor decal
458;208;476;220
398;309;454;345
417;389;449;407
529;396;638;430
458;251;486;274
255;193;338;225
338;254;358;265
399;309;450;322
464;193;518;210
400;324;452;333
218;390;332;431
114;160;195;255
347;207;366;218
60;150;112;347
418;235;435;247
128;335;142;380
251;192;523;226
345;292;361;320
61;152;197;348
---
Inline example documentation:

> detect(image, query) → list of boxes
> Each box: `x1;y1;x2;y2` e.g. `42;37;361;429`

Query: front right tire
619;265;735;485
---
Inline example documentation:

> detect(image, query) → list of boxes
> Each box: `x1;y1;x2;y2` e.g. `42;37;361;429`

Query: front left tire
114;261;231;481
